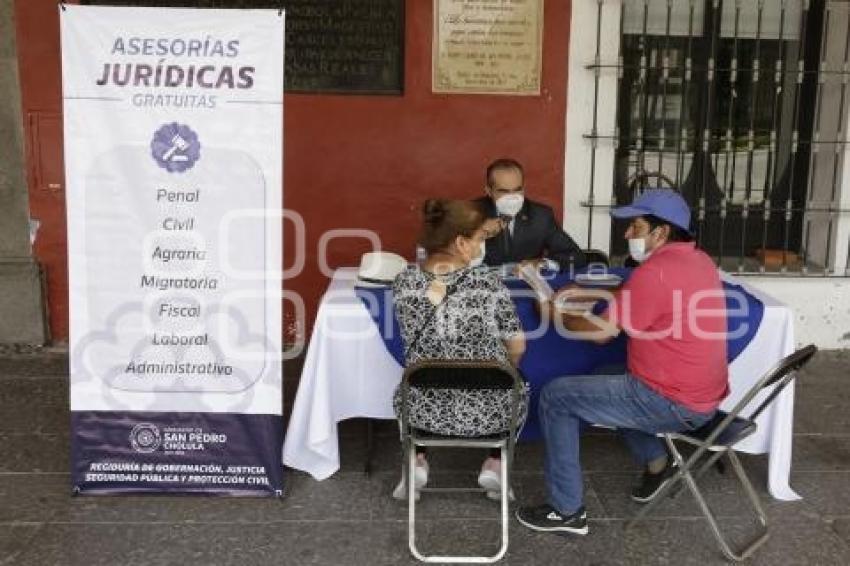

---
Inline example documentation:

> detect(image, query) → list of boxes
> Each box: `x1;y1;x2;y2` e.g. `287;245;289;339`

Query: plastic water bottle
415;245;428;266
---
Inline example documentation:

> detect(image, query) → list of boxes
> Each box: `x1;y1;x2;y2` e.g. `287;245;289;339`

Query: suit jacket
473;196;586;270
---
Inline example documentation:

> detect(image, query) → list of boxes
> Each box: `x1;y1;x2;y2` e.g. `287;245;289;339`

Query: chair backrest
697;344;817;450
744;343;818;422
405;360;519;390
399;360;524;438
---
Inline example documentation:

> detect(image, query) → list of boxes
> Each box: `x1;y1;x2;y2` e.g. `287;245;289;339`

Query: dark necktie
500;215;513;258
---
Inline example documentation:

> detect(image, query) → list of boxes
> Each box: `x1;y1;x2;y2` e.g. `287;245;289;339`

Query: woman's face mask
469;240;486;267
459;236;486;267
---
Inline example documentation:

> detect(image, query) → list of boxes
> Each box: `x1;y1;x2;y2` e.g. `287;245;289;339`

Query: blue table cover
356;267;764;440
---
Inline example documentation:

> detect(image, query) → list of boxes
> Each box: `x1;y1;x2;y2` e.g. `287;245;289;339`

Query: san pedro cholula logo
130;423;162;453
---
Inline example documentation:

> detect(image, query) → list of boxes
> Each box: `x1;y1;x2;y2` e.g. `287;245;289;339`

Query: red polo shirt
604;242;729;412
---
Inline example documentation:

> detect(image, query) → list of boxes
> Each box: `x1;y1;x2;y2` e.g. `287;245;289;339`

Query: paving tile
794;389;850;435
279;471;377;521
792;435;850;472
796;350;850;387
366;518;632;566
622;514;850;566
0;525;42;566
746;514;850;565
0;377;67;405
830;518;850;547
370;471;519;521
0;471;374;524
9;522;376;566
791;472;850;518
0;379;69;434
588;467;811;521
368;469;607;524
0;403;70;434
0;355;69;379
2;351;849;566
0;434;69;473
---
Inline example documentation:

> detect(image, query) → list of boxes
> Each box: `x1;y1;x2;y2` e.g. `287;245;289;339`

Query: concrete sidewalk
1;349;849;565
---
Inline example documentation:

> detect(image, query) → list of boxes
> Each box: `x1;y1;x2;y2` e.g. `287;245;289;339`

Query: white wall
562;0;620;250
746;277;850;349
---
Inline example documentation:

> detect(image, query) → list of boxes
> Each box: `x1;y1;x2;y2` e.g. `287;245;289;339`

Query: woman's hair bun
422;199;447;225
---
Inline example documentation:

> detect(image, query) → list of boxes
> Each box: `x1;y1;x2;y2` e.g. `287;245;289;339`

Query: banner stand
61;5;285;496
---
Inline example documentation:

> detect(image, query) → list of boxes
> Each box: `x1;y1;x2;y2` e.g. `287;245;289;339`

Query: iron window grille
581;0;850;275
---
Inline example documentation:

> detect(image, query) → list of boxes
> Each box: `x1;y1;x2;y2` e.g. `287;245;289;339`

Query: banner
61;5;284;495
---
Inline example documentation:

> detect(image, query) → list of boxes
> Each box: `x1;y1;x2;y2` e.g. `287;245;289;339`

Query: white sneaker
478;458;515;501
485;487;516;502
392;459;429;501
478;457;502;491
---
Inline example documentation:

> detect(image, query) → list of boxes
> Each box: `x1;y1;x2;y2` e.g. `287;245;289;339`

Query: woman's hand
482;218;504;239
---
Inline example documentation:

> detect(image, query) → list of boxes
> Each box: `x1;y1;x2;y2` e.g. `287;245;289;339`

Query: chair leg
681;457;768;562
692;449;728;483
727;451;767;524
627;438;769;562
664;448;728;499
405;441;511;564
408;439;424;562
682;449;768;561
725;451;770;557
626;437;689;529
496;443;509;562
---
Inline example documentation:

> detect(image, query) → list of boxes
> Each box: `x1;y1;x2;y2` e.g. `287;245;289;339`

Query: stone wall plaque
432;0;543;95
283;0;404;94
81;0;405;94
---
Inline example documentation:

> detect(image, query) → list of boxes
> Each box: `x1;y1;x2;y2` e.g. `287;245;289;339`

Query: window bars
582;0;850;275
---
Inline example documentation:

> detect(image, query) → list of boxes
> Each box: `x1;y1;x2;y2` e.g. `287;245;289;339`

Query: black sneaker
631;460;679;503
515;504;588;535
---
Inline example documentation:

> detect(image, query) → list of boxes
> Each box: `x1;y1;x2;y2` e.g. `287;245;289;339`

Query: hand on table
551;285;607;315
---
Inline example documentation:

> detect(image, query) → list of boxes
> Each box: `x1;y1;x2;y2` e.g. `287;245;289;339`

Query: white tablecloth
283;268;798;500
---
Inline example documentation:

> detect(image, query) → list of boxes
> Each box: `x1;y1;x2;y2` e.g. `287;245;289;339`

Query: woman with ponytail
390;199;528;502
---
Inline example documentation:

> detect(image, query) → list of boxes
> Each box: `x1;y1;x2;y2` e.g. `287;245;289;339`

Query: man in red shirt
516;189;729;536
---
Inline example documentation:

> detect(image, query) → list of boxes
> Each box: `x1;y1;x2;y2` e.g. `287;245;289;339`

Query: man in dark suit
475;158;586;271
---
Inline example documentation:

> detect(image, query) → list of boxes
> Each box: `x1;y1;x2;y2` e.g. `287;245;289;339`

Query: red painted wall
16;0;572;344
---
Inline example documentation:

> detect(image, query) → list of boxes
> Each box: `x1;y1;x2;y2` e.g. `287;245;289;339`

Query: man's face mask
495;193;524;217
628;227;660;262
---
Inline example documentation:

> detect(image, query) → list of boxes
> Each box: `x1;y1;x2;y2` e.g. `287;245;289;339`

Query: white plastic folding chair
399;360;525;564
626;344;818;561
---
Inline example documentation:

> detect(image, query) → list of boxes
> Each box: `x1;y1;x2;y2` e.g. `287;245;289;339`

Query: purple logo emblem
150;123;201;173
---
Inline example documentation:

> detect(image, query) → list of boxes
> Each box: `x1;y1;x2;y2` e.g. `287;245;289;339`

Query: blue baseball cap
610;189;693;233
